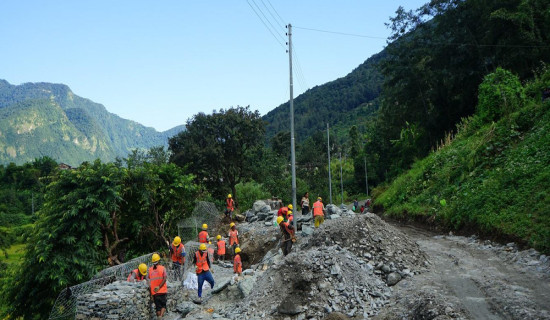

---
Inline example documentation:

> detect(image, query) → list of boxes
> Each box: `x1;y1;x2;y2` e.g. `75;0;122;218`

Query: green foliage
169;106;265;206
235;181;271;211
376;69;550;254
477;68;525;122
4;156;200;319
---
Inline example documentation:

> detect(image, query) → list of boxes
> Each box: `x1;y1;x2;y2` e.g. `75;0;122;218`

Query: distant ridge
0;80;185;165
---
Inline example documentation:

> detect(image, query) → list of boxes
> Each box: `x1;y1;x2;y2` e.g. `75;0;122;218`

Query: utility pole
287;24;297;225
339;152;344;205
327;123;333;204
364;157;369;197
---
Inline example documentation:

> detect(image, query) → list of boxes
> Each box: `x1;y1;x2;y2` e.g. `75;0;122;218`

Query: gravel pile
302;213;429;285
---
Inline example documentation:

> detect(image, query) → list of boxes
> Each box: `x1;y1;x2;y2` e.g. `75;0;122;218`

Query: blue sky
1;1;427;131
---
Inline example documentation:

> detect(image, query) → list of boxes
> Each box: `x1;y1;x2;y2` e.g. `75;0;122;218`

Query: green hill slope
374;70;550;253
262;52;384;143
0;80;184;165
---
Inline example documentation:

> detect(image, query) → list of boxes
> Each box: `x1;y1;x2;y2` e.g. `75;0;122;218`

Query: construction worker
127;263;147;282
277;216;295;256
168;236;186;281
225;194;235;221
286;210;294;225
277;203;293;217
313;197;325;228
228;222;239;255
148;253;167;318
193;243;215;304
198;223;210;244
234;247;242;276
216;235;226;262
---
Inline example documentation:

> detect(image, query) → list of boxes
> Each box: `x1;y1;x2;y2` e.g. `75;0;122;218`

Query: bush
477;68;524;123
235;181;270;211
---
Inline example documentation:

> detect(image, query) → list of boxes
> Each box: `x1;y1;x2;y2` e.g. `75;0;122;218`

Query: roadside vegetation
375;67;550;253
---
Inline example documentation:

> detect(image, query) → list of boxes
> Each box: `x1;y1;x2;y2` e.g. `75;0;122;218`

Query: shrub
235;181;270;211
477;68;524;123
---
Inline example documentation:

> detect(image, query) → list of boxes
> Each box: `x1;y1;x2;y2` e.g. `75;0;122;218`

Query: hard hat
138;263;147;275
202;223;208;230
152;253;160;263
230;222;235;228
217;235;222;240
276;216;284;225
199;243;207;251
227;194;232;198
288;204;293;210
173;236;181;246
235;247;241;254
288;210;293;215
317;197;322;201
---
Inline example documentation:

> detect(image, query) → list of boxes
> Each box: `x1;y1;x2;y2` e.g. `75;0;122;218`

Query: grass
374;100;550;254
1;243;26;266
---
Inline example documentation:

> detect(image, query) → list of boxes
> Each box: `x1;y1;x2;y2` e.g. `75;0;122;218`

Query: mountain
0;80;184;165
262;52;384;143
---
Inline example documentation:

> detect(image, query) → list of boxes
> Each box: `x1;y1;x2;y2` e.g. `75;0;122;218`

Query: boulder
302;225;314;237
175;301;198;316
386;272;402;286
253;200;268;213
211;277;232;294
257;211;270;221
234;213;245;222
238;276;256;297
326;204;342;216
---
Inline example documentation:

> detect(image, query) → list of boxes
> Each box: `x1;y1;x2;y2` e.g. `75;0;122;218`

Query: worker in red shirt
193;243;215;304
234;247;242;276
127;263;147;282
277;204;293;217
168;236;186;281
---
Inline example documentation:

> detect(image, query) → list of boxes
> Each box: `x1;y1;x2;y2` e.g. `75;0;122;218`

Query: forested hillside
263;52;384;143
0;80;185;165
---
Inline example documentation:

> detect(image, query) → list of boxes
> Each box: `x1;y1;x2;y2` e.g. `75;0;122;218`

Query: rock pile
75;280;185;320
245;200;277;225
302;213;428;286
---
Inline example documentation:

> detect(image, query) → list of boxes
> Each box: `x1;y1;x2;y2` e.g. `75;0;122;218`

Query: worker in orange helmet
148;253;167;317
228;222;239;255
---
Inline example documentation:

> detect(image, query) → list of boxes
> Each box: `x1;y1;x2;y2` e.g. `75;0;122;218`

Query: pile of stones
75;280;185;320
244;200;277;225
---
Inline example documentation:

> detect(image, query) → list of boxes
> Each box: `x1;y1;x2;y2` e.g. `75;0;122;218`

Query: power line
259;0;285;29
266;0;286;27
291;43;308;91
295;25;550;48
246;0;285;49
250;0;286;44
294;26;387;40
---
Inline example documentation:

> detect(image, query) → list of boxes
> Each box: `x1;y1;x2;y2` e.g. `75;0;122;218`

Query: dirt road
379;223;550;319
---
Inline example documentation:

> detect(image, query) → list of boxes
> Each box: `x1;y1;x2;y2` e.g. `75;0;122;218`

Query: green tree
169;106;265;206
477;67;525;122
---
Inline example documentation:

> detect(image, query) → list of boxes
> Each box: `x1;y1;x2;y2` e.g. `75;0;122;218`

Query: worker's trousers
197;271;215;298
314;215;324;228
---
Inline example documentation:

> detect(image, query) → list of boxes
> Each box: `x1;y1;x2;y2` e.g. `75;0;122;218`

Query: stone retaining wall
75;280;184;319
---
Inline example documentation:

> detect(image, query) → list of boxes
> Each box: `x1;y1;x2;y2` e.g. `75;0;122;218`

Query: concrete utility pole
339;152;344;205
364;157;369;197
327;123;333;204
287;24;297;225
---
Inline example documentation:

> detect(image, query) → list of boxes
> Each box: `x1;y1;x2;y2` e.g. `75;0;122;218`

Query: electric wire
292;43;309;91
266;0;287;27
294;25;550;48
246;0;286;49
250;0;286;44
260;0;285;29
